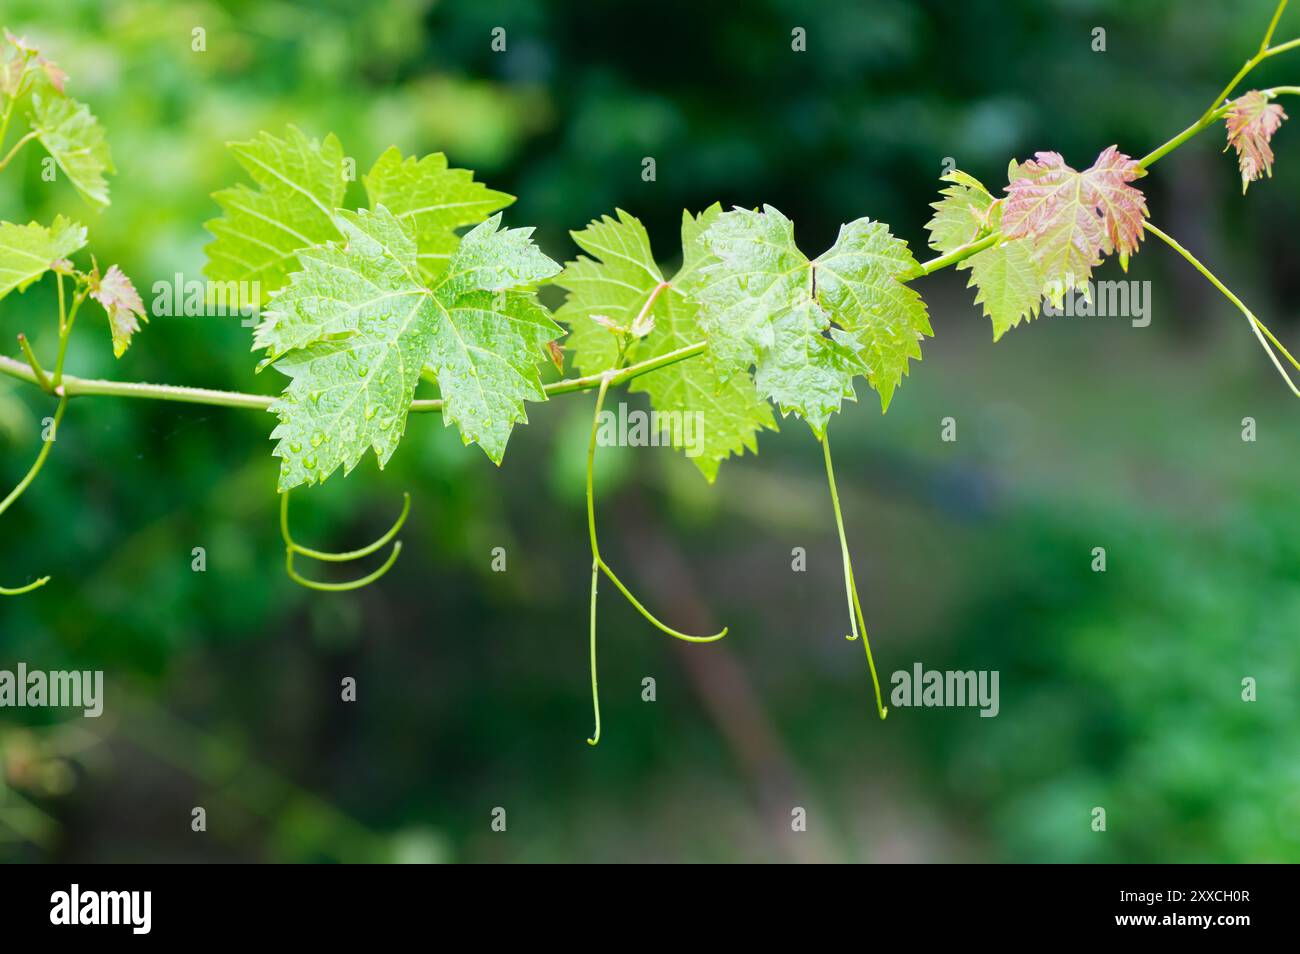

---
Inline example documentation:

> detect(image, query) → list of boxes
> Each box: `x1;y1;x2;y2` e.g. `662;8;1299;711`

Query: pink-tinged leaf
1085;146;1148;258
546;339;565;372
1001;152;1105;302
4;29;35;56
38;57;67;94
1002;146;1148;302
1225;90;1288;193
90;264;147;358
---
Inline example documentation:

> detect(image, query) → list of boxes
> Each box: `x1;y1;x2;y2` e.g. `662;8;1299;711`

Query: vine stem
820;431;887;721
0;341;710;411
1144;221;1300;397
0;129;35;173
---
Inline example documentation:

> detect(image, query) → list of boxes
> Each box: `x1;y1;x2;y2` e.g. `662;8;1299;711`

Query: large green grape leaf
692;206;929;431
814;217;933;411
0;215;85;299
258;206;560;490
641;206;777;480
29;93;114;206
204;126;346;306
690;205;810;376
363;146;514;282
553;206;776;481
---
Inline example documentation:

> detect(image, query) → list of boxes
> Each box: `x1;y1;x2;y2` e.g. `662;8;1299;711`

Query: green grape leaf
258;206;560;490
751;296;864;435
814;217;933;411
204;126;346;306
0;215;85;300
641;206;776;480
89;264;147;357
692;206;929;430
962;238;1043;340
691;205;810;376
925;170;995;254
553;208;662;378
554;206;776;481
1225;90;1288;192
28;93;114;206
1002;146;1148;305
363;146;514;282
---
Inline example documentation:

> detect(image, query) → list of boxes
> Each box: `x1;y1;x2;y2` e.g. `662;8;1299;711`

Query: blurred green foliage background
1;0;1298;862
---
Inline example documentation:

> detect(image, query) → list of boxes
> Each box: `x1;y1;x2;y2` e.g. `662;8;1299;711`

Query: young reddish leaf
546;339;565;372
1225;90;1288;193
1086;146;1148;260
3;29;34;56
90;264;147;358
38;57;67;94
1002;147;1148;301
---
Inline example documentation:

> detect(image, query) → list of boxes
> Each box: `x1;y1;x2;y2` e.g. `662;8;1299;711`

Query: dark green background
1;0;1297;862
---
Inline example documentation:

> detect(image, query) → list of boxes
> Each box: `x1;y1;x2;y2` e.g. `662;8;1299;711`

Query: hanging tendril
279;488;410;592
1;394;68;596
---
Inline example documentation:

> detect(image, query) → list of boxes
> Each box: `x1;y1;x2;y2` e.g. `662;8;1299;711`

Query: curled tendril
278;489;410;592
585;373;727;746
821;431;888;721
1;394;67;596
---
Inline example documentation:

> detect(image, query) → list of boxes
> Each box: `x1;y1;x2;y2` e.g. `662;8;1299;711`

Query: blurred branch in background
619;493;838;864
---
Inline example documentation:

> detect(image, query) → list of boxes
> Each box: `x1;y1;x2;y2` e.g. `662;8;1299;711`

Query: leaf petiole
16;334;52;394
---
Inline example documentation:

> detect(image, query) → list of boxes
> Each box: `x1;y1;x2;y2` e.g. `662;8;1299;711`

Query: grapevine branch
3;3;1300;743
